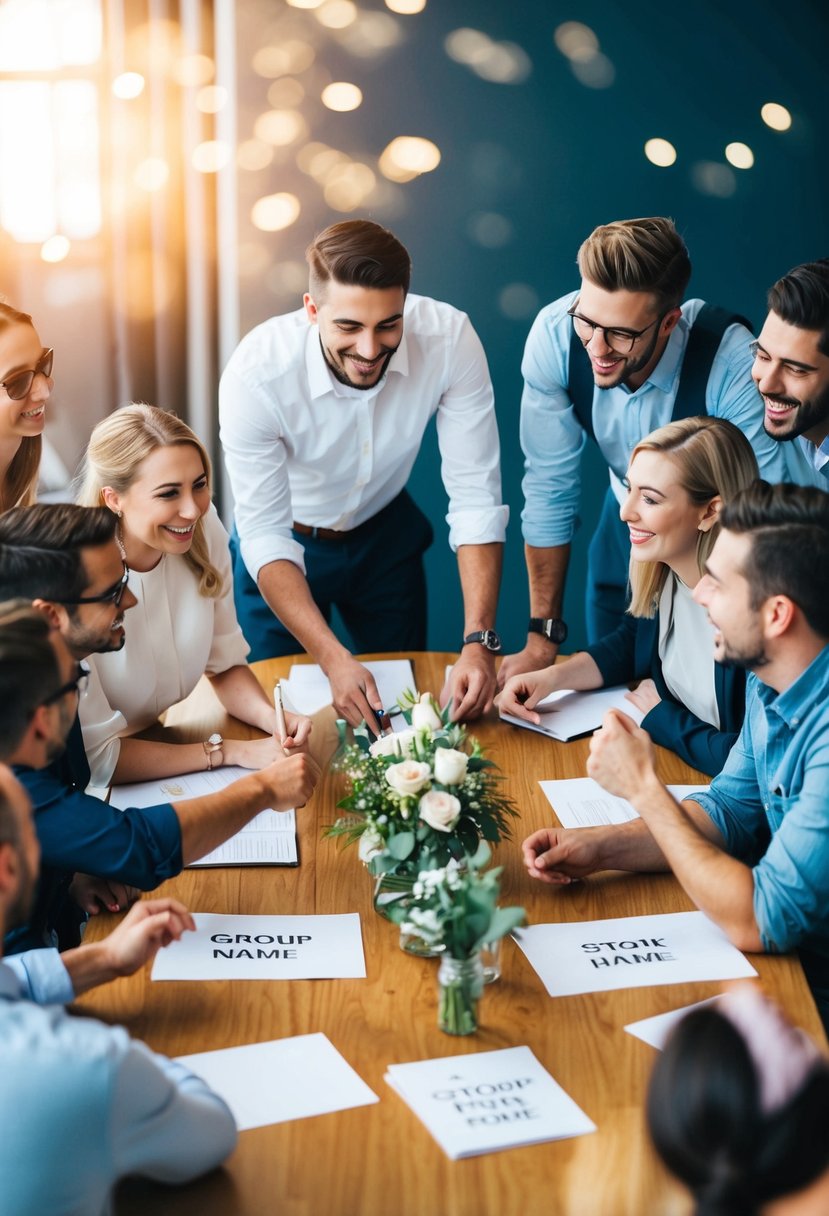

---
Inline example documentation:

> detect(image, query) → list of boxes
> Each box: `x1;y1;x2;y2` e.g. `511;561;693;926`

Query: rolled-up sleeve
686;712;770;863
4;949;74;1004
437;316;508;550
519;300;587;547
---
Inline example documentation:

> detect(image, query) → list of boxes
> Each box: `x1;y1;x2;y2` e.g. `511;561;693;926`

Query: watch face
482;629;502;653
546;619;567;644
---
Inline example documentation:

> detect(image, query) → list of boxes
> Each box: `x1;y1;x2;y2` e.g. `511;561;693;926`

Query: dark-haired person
755;259;829;481
0;762;237;1213
522;481;829;1030
500;218;819;688
648;987;829;1215
0;299;53;510
220;219;508;726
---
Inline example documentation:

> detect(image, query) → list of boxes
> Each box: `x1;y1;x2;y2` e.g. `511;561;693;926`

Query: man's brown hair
577;217;692;313
306;220;411;299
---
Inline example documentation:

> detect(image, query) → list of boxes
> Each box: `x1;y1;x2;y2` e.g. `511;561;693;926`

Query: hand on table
522;826;608;885
260;752;321;810
325;655;382;728
624;678;662;716
69;873;140;916
587;709;658;801
496;667;558;724
441;648;496;721
225;708;313;769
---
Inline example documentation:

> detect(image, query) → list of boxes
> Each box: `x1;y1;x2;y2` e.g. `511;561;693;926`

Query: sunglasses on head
0;349;54;401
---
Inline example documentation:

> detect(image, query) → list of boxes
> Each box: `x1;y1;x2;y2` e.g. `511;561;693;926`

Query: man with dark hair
0;763;237;1211
754;259;829;480
220;218;508;727
522;481;829;1029
500;217;819;687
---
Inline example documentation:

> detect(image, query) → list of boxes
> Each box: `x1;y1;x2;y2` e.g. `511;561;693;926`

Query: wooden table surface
76;653;825;1216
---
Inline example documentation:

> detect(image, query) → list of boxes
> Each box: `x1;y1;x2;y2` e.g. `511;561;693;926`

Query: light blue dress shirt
690;647;829;1003
0;949;237;1215
520;292;823;547
800;433;829;480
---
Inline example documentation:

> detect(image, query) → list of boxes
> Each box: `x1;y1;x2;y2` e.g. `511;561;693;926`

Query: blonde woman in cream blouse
77;403;311;788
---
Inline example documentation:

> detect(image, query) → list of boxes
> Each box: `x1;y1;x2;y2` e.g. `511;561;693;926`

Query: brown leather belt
292;521;353;542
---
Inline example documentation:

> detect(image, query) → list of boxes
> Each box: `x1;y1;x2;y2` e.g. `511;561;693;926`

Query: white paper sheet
499;685;643;741
513;912;757;997
624;996;723;1050
177;1033;378;1131
538;777;710;828
109;767;297;866
385;1046;595;1159
282;659;415;716
152;912;366;981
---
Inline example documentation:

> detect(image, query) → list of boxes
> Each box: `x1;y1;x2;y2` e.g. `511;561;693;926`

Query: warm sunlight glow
112;72;145;100
192;141;231;173
321;82;363;112
238;140;275;171
316;1;358;30
254;109;308;147
0;0;101;70
172;53;214;88
197;85;228;113
41;234;71;263
251;193;301;232
134;157;170;192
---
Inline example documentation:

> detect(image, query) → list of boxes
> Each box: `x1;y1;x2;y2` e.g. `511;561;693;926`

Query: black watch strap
462;629;502;653
528;617;568;644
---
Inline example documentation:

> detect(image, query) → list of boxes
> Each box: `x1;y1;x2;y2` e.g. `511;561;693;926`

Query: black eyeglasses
568;308;663;355
0;349;54;401
42;661;90;707
53;563;130;608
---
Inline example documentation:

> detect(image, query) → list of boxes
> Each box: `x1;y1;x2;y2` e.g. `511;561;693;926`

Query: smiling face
754;312;829;446
59;539;137;658
0;322;52;442
104;443;210;569
693;529;768;670
304;281;405;389
574;281;679;391
620;449;717;586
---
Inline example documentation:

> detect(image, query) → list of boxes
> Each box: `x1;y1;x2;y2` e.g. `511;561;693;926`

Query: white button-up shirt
219;293;508;581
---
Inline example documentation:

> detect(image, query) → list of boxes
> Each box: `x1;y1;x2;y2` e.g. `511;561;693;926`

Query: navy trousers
585;485;631;643
231;490;434;661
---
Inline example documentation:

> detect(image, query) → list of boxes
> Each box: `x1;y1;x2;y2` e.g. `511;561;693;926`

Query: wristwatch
528;617;568;645
462;629;502;653
203;732;224;770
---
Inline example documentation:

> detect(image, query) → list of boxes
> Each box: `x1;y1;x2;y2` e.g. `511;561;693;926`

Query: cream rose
369;728;417;758
358;825;384;864
433;747;469;785
418;789;461;832
411;693;442;732
386;760;431;796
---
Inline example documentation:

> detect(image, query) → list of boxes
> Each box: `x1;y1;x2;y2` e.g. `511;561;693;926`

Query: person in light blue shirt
751;258;829;483
521;481;829;1031
500;218;821;688
0;764;237;1216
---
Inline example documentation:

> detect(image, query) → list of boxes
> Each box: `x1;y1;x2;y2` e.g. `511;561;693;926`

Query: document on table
385;1046;595;1159
539;777;710;828
513;911;757;998
109;766;297;866
152;912;366;981
499;685;643;741
624;996;724;1050
177;1033;378;1131
282;658;415;715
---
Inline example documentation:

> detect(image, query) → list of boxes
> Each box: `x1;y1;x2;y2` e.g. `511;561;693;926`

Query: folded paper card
152;912;366;981
385;1045;595;1159
624;996;724;1050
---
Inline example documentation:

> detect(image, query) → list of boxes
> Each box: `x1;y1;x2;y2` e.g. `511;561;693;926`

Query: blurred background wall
1;0;826;652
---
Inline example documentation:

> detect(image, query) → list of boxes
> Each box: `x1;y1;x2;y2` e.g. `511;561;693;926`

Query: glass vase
372;871;415;921
399;928;444;958
437;952;484;1035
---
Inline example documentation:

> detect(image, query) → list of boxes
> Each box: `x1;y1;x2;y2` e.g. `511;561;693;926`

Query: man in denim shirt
522;482;829;1029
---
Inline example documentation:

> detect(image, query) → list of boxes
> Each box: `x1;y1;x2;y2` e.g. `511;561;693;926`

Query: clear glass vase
437;952;484;1035
399;928;444;958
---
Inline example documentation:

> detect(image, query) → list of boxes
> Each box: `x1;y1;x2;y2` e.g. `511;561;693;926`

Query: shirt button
791;717;800;726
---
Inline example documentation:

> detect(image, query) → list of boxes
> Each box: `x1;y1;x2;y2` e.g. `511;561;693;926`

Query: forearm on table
172;770;272;865
113;738;214;784
457;542;503;631
61;940;119;996
258;560;350;668
208;664;274;735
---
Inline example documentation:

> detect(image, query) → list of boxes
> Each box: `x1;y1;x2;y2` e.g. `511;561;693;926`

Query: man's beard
321;340;398;391
592;323;664;391
762;389;829;443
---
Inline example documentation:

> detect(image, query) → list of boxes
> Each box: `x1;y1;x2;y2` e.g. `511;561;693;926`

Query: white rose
386;760;432;796
418;789;461;833
433;747;469;786
411;693;442;732
392;728;417;757
358;825;384;864
369;733;401;758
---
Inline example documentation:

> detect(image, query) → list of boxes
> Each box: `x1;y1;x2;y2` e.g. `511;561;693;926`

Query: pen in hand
273;681;289;756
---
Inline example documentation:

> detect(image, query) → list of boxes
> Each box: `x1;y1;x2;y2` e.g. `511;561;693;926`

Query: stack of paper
539;777;709;828
110;766;298;867
385;1046;595;1159
281;658;415;716
499;685;643;741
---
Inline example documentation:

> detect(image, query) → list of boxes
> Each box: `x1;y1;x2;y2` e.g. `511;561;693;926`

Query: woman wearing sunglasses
0;300;53;511
499;416;759;777
77;403;311;788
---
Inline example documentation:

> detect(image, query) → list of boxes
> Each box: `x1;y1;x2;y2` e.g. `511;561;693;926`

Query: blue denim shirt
691;647;829;992
520;293;823;546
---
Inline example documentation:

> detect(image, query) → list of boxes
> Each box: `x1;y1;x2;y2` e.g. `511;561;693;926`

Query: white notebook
499;685;643;741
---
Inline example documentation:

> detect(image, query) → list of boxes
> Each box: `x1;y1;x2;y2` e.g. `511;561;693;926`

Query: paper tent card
513;911;757;998
152;913;366;981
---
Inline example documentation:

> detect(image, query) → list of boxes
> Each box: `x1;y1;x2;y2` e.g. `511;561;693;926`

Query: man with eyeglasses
499;217;821;687
752;259;829;480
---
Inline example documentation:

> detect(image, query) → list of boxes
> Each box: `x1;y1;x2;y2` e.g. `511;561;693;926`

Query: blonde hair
577;217;691;313
627;416;759;618
77;404;222;598
0;302;41;511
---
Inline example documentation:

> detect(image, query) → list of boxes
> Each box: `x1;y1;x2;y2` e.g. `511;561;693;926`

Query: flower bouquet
388;843;525;1034
325;692;519;914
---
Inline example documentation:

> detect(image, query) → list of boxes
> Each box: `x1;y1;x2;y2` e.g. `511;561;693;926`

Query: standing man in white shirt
220;220;508;726
754;258;829;481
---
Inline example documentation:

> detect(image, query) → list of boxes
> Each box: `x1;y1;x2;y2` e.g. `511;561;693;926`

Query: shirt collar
634;314;688;395
757;644;829;727
0;959;20;999
304;327;409;400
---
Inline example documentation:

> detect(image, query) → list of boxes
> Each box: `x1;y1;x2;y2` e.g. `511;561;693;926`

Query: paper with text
152;912;366;981
109;766;297;866
499;685;643;741
539;777;710;828
514;912;757;997
624;996;724;1050
282;659;415;716
385;1046;595;1159
177;1033;378;1130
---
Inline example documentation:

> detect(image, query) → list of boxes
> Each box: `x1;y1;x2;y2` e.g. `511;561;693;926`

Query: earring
116;510;122;519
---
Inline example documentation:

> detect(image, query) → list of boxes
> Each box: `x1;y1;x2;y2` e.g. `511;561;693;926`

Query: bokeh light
41;234;70;263
192;140;231;173
339;11;402;56
498;283;539;320
379;136;441;182
322;82;363;112
172;53;214;88
761;102;792;131
725;142;754;169
316;1;357;30
444;28;531;84
644;138;677;167
385;0;426;12
254;109;307;147
111;72;144;100
571;53;615;88
253;41;315;78
323;162;376;211
196;85;228;114
467;212;514;248
553;22;599;62
286;0;324;7
268;78;306;108
691;161;737;198
251;192;301;232
237;140;274;171
134;157;170;191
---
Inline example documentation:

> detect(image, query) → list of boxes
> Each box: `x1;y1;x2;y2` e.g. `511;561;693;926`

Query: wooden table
77;654;825;1216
